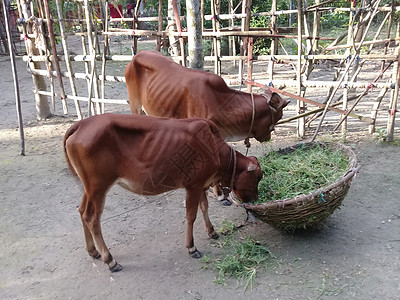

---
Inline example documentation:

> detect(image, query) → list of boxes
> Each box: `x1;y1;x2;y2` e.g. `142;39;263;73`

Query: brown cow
64;114;262;272
124;50;288;143
125;51;287;204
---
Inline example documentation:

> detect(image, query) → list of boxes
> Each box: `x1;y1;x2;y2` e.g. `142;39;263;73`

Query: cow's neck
214;92;261;142
218;145;237;188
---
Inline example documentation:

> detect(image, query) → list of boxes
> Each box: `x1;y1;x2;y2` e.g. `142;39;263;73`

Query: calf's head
254;92;288;142
232;156;263;203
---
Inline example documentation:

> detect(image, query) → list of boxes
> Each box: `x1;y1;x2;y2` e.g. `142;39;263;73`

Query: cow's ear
247;163;258;172
269;93;289;110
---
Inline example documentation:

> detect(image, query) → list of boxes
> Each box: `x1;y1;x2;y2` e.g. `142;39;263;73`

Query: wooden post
369;86;389;134
239;0;252;81
42;0;68;114
87;37;98;117
156;0;163;51
18;0;51;120
171;0;186;66
268;0;277;82
246;37;253;92
210;0;221;74
83;0;100;114
55;0;82;119
296;0;305;138
101;0;110;113
228;0;235;62
381;0;395;74
2;0;25;155
78;3;90;106
342;0;355;136
387;20;400;142
133;0;142;55
168;0;181;58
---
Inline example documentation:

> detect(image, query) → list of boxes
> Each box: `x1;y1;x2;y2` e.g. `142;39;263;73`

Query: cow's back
125;51;232;119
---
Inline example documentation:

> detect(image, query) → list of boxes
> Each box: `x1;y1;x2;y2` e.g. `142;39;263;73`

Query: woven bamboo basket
243;142;359;231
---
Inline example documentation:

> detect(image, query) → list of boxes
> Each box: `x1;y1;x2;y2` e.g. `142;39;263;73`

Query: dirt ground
1;47;400;299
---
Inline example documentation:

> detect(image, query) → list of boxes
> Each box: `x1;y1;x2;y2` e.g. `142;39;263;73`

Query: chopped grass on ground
201;220;277;290
257;144;350;203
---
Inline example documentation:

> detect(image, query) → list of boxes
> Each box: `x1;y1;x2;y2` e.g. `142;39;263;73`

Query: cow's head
233;156;263;203
253;92;288;142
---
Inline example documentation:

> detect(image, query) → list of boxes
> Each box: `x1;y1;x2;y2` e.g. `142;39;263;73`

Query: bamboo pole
77;2;91;102
36;90;129;105
36;0;44;18
333;61;393;132
246;37;253;92
342;0;355;136
156;0;163;51
311;0;382;141
387;20;400;141
239;0;251;81
278;100;348;125
87;37;98;116
210;0;221;74
369;85;390;134
268;0;277;82
101;0;110;113
381;0;395;74
133;0;141;55
227;0;236;65
296;0;305;137
42;0;68;114
22;52;400;63
171;0;185;66
83;0;101;114
2;0;25;155
40;19;56;113
55;0;82;119
243;79;373;123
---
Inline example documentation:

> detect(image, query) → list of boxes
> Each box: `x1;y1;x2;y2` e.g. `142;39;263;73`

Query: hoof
220;198;232;206
209;232;219;239
189;249;203;259
109;262;123;272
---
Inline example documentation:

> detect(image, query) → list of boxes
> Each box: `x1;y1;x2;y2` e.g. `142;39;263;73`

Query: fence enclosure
11;0;400;140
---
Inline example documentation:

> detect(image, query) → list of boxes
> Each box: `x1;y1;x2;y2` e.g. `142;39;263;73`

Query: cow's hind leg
82;189;123;272
79;192;101;259
199;191;219;240
185;189;202;258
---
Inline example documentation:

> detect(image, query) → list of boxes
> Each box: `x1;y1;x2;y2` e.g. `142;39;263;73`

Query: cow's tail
63;122;79;178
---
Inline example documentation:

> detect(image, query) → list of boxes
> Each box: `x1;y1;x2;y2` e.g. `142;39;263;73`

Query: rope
230;147;237;191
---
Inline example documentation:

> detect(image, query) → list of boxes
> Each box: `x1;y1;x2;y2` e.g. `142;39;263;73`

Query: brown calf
64;114;262;272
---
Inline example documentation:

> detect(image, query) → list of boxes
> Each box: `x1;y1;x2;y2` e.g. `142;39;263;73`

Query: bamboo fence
15;0;399;140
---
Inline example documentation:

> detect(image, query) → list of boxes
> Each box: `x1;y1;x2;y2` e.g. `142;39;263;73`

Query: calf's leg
198;191;219;239
213;184;232;206
78;192;100;259
185;189;202;258
81;188;123;272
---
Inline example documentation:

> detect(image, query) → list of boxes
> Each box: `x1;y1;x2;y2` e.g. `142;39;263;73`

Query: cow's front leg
213;184;232;206
199;191;219;239
185;189;202;258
